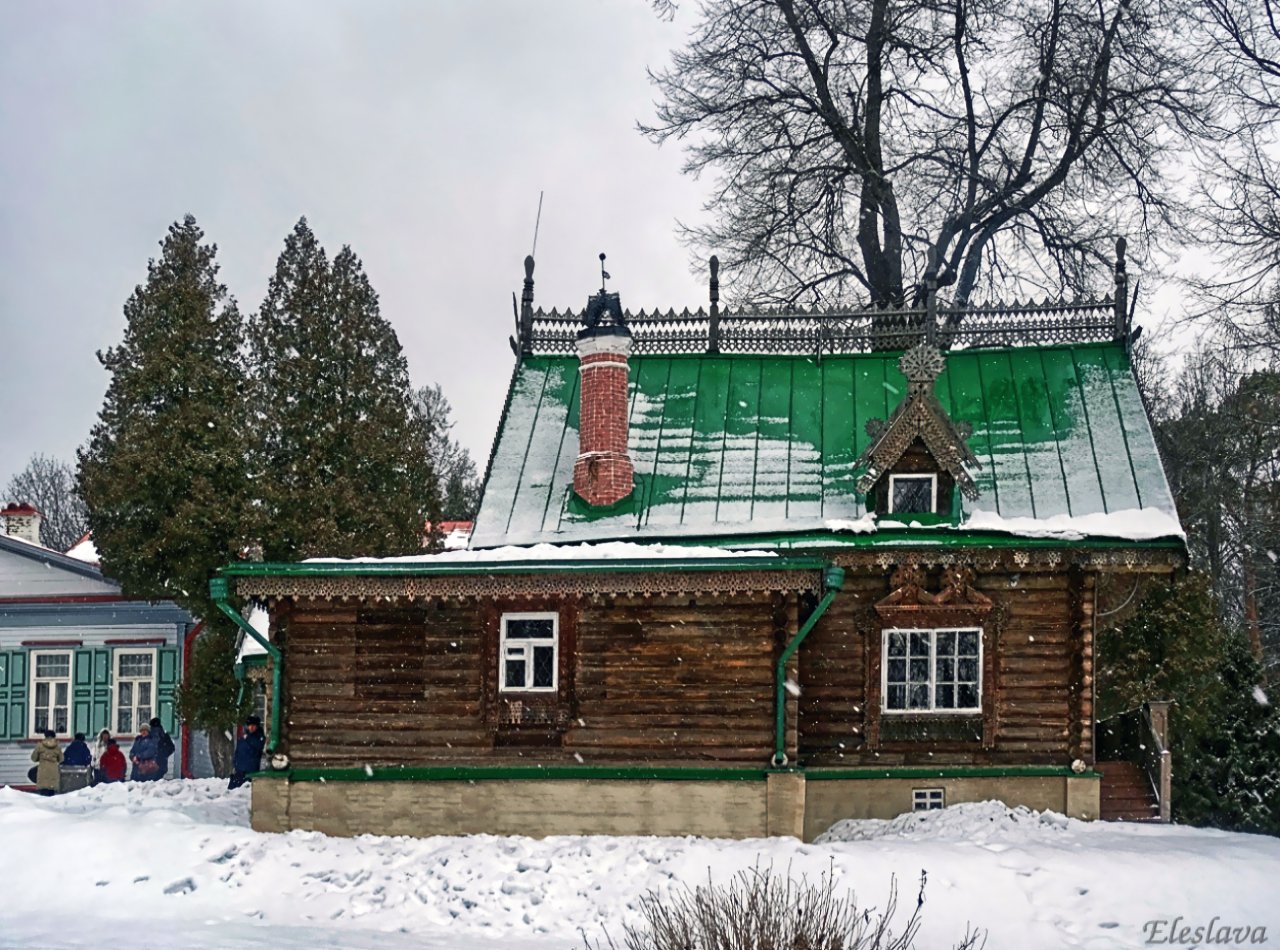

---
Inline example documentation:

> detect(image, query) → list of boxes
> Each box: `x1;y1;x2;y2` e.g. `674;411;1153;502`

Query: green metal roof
470;342;1179;549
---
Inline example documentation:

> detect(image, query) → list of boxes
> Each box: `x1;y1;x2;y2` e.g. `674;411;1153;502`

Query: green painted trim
272;765;771;783
217;555;830;578
774;565;844;766
210;576;282;756
803;766;1101;780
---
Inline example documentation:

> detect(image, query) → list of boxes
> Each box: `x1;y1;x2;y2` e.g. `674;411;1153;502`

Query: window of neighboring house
500;613;558;692
29;651;72;737
883;628;981;713
913;787;945;811
888;473;937;514
113;650;156;736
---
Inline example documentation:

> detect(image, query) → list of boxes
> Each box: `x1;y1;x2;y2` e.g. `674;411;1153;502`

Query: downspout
773;565;845;767
209;576;283;759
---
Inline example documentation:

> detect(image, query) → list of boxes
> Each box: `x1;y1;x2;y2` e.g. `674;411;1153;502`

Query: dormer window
889;473;937;514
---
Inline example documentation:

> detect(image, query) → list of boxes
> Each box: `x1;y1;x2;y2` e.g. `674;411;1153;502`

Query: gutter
773;564;844;767
209;576;283;760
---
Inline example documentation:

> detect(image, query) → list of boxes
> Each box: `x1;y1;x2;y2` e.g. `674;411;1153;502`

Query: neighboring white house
0;503;198;786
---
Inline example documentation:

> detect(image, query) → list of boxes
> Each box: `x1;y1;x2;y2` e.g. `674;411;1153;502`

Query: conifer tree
250;219;437;560
77;215;249;623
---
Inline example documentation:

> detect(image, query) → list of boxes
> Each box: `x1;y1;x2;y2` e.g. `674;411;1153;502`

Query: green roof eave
217;553;830;579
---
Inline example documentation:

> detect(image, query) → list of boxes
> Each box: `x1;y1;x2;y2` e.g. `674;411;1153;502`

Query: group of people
28;719;176;795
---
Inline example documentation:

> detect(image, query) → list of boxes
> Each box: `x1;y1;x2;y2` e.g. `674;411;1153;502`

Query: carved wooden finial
708;255;721;354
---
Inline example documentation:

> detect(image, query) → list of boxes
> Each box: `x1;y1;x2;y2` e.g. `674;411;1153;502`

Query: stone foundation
252;770;1100;841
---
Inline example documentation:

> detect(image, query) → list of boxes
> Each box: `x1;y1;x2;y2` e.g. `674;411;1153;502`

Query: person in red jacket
99;739;127;783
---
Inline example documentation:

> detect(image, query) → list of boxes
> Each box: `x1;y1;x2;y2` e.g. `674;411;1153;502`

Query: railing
513;242;1133;357
1096;700;1173;822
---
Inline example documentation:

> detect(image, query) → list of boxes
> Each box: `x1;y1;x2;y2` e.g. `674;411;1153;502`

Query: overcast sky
0;1;710;493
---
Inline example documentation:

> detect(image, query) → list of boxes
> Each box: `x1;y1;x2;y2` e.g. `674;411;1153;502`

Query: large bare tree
645;0;1214;309
3;453;90;552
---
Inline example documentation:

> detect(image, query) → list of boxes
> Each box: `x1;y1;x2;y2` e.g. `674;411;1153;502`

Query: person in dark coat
99;739;127;783
63;732;93;768
129;724;159;781
149;717;175;779
228;715;265;790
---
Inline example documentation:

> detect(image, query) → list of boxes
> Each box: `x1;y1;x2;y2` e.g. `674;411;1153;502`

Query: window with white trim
883;628;981;712
113;650;156;735
500;613;558;692
29;651;72;737
888;473;937;514
913;788;945;811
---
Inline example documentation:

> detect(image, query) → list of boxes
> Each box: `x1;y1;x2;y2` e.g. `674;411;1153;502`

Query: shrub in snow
584;865;983;950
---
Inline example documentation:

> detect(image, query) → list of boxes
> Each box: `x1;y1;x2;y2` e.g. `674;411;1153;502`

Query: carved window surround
862;565;1005;751
481;597;578;747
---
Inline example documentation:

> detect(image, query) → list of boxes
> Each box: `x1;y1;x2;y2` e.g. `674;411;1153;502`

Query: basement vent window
913;788;945;811
888;473;938;514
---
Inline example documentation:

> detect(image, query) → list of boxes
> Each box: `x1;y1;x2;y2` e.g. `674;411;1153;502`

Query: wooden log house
220;248;1185;840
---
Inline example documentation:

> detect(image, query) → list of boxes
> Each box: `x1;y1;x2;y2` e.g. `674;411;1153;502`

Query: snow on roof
822;507;1185;543
236;606;270;661
64;534;100;565
305;541;778;565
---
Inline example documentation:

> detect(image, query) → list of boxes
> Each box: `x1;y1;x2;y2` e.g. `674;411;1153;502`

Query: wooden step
1097;760;1161;822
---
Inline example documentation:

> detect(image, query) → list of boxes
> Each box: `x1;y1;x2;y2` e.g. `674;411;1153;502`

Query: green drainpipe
773;564;844;767
210;575;283;758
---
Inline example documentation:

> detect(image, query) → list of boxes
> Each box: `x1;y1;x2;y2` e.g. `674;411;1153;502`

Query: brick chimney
573;258;634;507
2;502;43;545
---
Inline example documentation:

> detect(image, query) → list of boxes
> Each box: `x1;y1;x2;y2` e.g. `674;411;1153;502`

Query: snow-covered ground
1;779;1277;949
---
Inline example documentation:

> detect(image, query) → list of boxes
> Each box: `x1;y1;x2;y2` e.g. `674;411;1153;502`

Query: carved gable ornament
874;563;994;624
855;343;982;501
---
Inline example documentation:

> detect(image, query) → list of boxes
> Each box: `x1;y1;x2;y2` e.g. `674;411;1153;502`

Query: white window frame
913;787;946;811
28;650;73;738
887;473;938;514
499;612;559;693
112;648;158;737
881;627;983;714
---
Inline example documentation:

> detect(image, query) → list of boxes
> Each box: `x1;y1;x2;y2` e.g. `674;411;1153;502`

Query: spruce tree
77;215;249;622
250;219;437;560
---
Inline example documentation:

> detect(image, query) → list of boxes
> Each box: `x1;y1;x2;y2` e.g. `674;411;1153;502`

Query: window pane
936;631;956;655
119;653;153;677
891;476;934;513
959;631;979;654
532;646;555;688
937;657;955;682
506;618;554;640
139;683;152;705
936;684;956;708
909;658;929;683
35;710;48;732
54;683;68;705
958;658;978;682
118;710;132;734
54;708;68;733
35;682;49;707
118;681;132;706
504;658;526;689
887;684;906;709
908;683;929;709
909;632;929;656
887;659;906;683
138;706;151;724
958;684;979;708
887;632;906;656
36;654;70;678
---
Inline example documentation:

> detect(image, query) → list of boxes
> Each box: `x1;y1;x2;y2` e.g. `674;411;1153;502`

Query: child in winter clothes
99;740;127;783
30;730;63;796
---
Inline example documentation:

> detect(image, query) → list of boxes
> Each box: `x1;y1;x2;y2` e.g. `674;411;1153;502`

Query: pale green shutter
157;646;179;734
0;652;28;740
72;649;95;736
92;649;111;733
